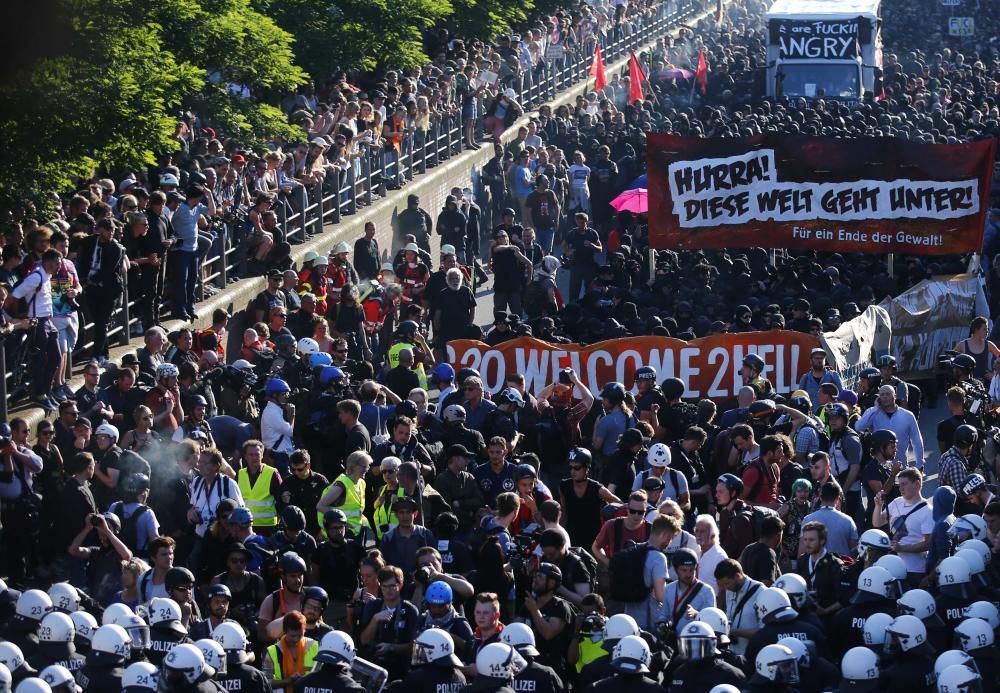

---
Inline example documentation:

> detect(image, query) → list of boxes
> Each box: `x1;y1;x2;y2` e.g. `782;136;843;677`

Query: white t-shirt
887;496;935;573
568;164;591;190
698;543;728;597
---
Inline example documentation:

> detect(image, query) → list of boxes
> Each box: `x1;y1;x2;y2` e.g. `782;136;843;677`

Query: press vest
237;465;279;527
319;474;368;533
373;487;405;539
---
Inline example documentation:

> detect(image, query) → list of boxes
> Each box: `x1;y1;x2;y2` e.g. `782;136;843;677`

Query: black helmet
397;320;419;337
121;472;150;495
870;429;897;453
303;586;329;610
323;509;348;526
165;567;195;592
661;377;685;400
280;505;307;532
207;584;232;601
859;367;881;387
567;447;592;467
954;424;979;448
743;353;765;373
275;334;296;351
748;399;776;419
825;403;851;420
279;552;307;574
601;382;626;403
951;353;977;371
877;354;897;369
456;367;480;386
634;366;657;383
788;396;811;414
396;400;419;419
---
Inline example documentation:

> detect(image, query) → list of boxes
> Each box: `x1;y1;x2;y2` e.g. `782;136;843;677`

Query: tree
258;0;452;78
448;0;534;45
0;0;306;214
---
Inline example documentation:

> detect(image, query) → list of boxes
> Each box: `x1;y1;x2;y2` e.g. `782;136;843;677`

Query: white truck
765;0;882;102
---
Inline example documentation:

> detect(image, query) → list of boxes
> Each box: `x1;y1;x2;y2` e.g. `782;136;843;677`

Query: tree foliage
447;0;534;45
257;0;453;79
0;0;305;214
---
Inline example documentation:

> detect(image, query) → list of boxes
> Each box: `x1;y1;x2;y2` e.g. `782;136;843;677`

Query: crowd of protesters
4;0;1000;690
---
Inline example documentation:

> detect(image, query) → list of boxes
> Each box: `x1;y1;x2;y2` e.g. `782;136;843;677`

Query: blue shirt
855;406;925;467
473;461;517;508
802;505;858;555
797;369;844;413
171;202;207;251
360;402;395;439
594;409;630;456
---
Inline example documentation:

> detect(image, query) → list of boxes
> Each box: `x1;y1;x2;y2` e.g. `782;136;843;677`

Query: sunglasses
290;465;309;473
628;507;646;515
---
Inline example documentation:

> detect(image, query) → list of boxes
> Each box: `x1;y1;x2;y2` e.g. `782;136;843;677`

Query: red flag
590;44;607;92
627;50;646;103
695;49;708;94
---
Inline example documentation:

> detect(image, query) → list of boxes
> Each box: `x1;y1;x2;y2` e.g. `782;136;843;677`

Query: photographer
0;419;45;581
262;378;296;477
67;511;133;605
11;248;64;410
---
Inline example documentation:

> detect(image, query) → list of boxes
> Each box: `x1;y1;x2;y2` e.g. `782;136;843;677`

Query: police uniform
147;625;194;666
744;615;828;670
75;661;124;690
292;662;367;693
829;597;894;660
881;648;935;693
798;655;840;693
216;661;272;693
584;672;664;693
512;659;563;693
669;655;746;691
29;642;85;673
2;619;40;659
387;663;466;693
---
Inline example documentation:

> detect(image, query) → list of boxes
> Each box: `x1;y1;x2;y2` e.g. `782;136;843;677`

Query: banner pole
888;253;894;278
769;249;776;267
648;248;656;286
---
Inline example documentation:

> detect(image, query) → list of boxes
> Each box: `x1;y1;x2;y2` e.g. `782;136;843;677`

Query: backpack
608;542;655;602
2;269;44;319
739;503;781;542
568;546;599;593
523;280;551;319
112;504;150;556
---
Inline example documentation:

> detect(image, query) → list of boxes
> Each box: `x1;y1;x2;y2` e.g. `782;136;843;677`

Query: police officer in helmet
211;622;270;693
74;625;129;690
668;621;745;691
386;627;466;693
460;643;524;693
146;596;194;665
293;630;365;693
585;635;663;693
158;643;222;693
501;622;563;693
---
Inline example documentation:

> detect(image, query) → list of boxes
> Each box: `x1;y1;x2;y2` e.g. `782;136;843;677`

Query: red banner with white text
447;332;819;400
647;133;995;254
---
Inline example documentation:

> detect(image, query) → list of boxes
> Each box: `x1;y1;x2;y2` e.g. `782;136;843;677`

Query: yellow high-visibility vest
373;487;405;538
237;465;278;527
318;474;368;534
266;638;318;682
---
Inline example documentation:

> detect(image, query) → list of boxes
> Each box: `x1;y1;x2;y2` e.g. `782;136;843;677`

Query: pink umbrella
610;188;648;214
658;68;694;80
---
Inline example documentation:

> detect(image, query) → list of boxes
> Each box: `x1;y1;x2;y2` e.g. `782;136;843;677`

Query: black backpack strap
672;582;705;623
613;516;624;552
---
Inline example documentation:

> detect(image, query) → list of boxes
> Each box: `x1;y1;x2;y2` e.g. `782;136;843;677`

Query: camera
558;368;574;385
413;566;433;585
90;515;102;527
580;613;607;637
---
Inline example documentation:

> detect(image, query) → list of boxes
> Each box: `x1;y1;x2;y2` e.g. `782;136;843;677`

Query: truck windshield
779;63;860;99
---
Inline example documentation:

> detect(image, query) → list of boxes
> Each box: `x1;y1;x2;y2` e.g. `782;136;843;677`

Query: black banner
768;18;869;59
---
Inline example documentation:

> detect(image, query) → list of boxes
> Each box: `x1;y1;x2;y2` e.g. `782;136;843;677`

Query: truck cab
765;0;882;102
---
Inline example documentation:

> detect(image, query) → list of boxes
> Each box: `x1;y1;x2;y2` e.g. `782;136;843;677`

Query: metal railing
0;0;700;419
